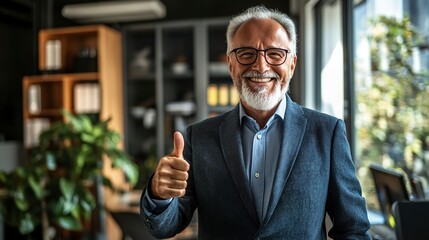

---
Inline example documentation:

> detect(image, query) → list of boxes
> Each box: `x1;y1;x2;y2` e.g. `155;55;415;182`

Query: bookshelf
23;72;99;147
22;25;124;240
23;25;123;149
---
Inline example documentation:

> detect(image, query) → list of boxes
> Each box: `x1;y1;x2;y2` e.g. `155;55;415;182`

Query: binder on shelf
218;84;229;106
91;83;100;113
45;40;54;70
230;85;240;105
208;83;239;109
24;118;50;148
53;40;62;70
207;84;218;106
74;83;100;113
82;83;91;112
28;84;41;114
45;40;62;71
74;84;83;113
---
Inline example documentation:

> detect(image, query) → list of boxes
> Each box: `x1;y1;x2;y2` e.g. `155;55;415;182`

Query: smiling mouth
247;77;274;83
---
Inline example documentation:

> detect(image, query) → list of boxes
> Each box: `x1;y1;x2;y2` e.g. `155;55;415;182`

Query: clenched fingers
151;155;190;199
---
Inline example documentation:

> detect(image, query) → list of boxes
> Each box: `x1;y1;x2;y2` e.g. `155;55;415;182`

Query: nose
252;51;270;72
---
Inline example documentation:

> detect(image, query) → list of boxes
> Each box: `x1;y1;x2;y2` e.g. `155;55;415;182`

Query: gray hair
226;5;297;56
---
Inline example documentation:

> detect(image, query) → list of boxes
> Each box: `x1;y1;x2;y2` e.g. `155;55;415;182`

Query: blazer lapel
220;106;260;226
263;96;308;226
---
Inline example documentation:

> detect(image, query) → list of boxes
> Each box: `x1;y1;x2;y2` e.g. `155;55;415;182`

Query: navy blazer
142;95;371;240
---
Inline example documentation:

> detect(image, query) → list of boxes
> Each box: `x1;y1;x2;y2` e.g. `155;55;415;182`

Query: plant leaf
59;178;74;201
57;215;82;230
46;152;57;170
28;176;43;199
80;114;93;132
14;189;29;211
19;213;36;235
81;133;95;143
110;153;139;186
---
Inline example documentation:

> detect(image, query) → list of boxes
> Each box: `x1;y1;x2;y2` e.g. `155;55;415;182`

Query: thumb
171;131;184;158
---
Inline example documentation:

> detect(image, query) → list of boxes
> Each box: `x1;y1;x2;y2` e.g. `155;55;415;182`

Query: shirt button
255;172;260;178
257;134;262;140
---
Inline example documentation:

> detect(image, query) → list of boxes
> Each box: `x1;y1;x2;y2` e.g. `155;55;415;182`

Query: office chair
410;175;426;200
369;164;409;227
109;211;158;240
392;200;429;240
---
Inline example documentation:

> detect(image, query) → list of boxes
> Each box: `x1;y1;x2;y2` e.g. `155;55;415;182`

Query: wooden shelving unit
23;72;98;120
23;25;123;147
22;24;124;240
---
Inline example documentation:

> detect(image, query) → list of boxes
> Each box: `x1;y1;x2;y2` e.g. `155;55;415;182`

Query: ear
288;55;297;78
227;54;234;79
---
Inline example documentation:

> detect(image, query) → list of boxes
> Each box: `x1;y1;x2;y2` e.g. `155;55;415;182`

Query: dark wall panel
0;1;34;141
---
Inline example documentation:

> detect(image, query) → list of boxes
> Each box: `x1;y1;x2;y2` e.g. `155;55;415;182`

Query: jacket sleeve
139;127;197;239
325;120;372;239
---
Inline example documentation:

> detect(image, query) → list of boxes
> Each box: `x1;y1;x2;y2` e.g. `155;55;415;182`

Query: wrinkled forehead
231;19;291;49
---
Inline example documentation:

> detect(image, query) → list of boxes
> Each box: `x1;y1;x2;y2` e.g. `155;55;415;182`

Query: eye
266;49;286;60
236;49;256;59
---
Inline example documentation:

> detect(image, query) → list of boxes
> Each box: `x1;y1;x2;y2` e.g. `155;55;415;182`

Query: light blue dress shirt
239;97;285;221
143;97;286;222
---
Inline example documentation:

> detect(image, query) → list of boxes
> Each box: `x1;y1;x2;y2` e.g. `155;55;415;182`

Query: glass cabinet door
123;27;157;186
161;25;196;152
207;23;237;117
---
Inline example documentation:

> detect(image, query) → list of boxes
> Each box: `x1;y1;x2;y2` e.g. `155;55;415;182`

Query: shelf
23;24;123;160
27;109;64;117
164;71;194;79
25;72;98;81
209;72;230;78
128;73;156;82
38;25;116;73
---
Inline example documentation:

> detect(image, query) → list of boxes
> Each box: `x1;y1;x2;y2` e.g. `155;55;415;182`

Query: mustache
242;71;280;79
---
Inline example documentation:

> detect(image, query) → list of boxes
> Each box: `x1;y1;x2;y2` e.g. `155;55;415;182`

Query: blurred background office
1;0;429;240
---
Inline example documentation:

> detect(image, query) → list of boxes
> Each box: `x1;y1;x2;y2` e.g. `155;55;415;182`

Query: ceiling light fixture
62;0;166;23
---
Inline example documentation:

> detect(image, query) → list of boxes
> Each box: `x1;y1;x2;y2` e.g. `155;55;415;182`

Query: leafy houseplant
0;111;139;240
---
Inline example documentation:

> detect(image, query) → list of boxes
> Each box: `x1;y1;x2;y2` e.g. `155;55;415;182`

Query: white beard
240;80;288;111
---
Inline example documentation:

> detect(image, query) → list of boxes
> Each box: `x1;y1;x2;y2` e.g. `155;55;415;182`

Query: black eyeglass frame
229;47;290;66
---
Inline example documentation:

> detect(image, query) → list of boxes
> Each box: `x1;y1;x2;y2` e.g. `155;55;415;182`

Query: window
352;0;429;209
302;0;429;212
317;0;344;119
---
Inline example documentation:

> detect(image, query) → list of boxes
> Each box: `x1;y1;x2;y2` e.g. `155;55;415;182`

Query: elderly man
141;5;371;239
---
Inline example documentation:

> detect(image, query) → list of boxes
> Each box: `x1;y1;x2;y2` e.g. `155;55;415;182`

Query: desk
107;190;197;240
367;209;396;240
367;209;385;225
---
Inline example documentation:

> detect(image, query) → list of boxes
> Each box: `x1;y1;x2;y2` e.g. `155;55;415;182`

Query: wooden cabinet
122;18;233;169
22;25;124;240
23;25;124;149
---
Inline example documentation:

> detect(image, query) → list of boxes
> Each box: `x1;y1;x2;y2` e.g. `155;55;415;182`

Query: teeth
249;77;272;83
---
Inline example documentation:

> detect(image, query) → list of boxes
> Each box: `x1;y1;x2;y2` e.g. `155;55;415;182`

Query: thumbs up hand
151;131;190;199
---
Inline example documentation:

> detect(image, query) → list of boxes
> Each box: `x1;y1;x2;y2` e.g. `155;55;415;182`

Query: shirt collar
239;94;287;126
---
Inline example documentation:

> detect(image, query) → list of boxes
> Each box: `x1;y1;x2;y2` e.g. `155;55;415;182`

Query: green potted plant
0;111;138;240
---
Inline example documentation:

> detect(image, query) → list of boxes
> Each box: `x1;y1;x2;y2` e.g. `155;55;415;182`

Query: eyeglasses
229;47;290;66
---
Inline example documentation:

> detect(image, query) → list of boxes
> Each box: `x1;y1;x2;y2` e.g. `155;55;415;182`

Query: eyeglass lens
234;48;287;65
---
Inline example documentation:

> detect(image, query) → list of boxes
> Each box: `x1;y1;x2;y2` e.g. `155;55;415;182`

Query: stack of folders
207;84;240;107
45;40;62;71
28;84;41;114
73;83;100;113
25;118;50;148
